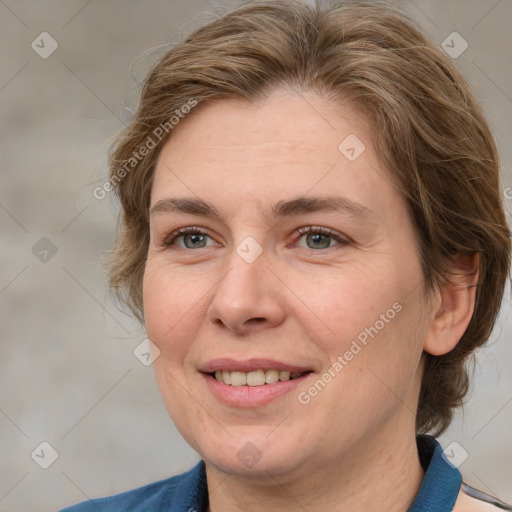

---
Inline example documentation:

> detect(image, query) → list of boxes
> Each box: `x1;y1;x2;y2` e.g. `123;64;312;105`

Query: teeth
230;371;247;386
279;370;290;381
265;369;279;384
212;369;307;386
247;370;266;386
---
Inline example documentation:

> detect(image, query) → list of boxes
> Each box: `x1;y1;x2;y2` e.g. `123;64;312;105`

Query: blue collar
408;434;462;511
164;435;461;512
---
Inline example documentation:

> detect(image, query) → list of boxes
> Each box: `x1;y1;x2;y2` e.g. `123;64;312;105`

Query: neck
205;423;424;512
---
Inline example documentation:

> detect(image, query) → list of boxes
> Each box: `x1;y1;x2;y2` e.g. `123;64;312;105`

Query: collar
165;435;461;512
408;434;462;511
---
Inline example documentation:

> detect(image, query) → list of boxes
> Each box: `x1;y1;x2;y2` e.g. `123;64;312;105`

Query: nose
206;247;286;336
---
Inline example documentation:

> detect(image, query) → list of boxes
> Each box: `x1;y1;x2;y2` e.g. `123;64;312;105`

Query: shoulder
452;483;512;512
57;476;177;511
58;461;205;512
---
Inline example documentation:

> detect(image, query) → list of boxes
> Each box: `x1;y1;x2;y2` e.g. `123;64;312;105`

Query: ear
423;253;479;356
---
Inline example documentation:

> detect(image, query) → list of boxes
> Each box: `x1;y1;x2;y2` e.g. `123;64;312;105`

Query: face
143;89;433;480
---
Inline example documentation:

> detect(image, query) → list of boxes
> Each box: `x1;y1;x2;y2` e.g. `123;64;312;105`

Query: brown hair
104;0;511;435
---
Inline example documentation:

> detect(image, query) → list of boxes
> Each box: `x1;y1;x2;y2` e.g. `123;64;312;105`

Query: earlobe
423;253;479;356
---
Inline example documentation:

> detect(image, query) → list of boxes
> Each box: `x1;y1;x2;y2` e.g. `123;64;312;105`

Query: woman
61;0;511;510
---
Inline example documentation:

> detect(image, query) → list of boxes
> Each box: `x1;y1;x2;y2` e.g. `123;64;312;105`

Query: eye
294;226;350;250
163;227;217;249
162;226;350;251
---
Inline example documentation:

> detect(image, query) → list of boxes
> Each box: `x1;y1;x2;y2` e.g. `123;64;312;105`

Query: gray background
0;1;511;510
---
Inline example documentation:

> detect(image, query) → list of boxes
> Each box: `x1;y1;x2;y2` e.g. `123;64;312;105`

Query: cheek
289;257;425;398
287;259;400;353
142;261;206;357
143;262;207;438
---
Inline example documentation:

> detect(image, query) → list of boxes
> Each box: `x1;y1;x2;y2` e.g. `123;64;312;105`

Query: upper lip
199;358;314;373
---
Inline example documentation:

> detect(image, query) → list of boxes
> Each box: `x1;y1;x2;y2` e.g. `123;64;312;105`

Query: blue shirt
57;435;486;511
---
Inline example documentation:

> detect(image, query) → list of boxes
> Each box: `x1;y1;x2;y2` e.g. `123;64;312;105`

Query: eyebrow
149;195;374;220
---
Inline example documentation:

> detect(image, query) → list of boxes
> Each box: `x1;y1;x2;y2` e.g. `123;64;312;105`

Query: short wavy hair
104;0;511;435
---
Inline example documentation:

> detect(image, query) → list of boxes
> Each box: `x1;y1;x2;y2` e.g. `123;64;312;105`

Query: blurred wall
0;1;511;510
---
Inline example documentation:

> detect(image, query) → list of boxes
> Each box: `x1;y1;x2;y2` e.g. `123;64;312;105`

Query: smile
212;369;310;386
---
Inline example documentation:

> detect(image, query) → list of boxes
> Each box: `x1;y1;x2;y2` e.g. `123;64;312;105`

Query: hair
104;0;511;435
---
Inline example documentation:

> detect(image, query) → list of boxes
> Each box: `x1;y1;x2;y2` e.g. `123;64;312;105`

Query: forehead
150;91;395;217
157;91;369;165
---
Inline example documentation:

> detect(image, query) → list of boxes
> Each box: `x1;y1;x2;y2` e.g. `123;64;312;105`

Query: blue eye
164;228;215;249
295;226;349;250
163;226;350;251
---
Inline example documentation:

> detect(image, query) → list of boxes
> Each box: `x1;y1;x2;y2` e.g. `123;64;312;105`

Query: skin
143;89;478;512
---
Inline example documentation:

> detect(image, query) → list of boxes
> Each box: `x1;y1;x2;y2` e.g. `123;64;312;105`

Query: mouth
209;369;312;386
198;358;315;406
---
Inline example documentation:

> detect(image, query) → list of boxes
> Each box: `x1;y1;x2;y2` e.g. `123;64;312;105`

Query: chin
206;449;301;478
194;428;310;478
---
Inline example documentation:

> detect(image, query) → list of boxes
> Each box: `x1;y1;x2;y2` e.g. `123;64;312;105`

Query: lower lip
201;372;312;407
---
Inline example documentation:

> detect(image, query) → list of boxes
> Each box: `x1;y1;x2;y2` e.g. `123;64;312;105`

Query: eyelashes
293;226;350;249
163;227;217;249
162;225;351;251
